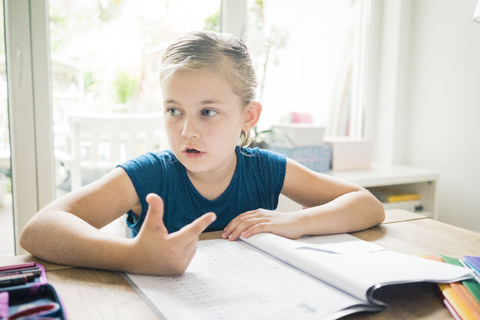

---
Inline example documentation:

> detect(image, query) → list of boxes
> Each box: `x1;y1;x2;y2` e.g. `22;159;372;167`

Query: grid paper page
126;240;369;320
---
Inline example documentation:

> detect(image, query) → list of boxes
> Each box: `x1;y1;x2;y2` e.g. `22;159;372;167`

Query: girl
20;31;384;276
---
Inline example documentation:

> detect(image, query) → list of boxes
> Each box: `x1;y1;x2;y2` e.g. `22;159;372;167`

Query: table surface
1;209;479;320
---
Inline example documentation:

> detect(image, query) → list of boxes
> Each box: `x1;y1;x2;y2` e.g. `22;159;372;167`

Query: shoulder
237;146;286;163
119;150;178;170
236;146;286;180
117;150;183;190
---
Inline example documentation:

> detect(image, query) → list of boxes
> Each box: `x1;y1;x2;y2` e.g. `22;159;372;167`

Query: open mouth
186;148;200;153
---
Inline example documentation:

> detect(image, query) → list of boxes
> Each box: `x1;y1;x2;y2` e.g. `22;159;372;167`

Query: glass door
0;0;14;257
49;0;221;237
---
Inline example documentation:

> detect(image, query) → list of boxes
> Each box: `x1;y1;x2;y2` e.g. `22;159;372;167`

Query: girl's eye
167;108;181;116
202;109;218;117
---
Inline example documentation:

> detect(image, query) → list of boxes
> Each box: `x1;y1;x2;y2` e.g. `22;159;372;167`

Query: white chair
63;112;166;191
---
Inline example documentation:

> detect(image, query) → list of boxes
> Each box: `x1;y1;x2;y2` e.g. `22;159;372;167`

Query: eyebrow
201;100;220;105
163;99;220;105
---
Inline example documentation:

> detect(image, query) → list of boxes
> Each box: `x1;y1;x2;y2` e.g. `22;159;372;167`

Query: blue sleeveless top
118;146;287;236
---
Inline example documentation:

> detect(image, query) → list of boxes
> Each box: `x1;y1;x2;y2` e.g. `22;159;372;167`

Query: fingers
166;238;199;275
178;212;217;239
222;210;254;238
222;210;301;241
132;195;216;276
231;219;269;240
222;210;267;241
141;193;168;235
166;212;216;274
239;222;273;239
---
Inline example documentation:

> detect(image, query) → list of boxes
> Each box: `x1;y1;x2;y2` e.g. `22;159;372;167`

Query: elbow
19;218;45;255
369;193;385;226
375;202;386;226
19;223;35;254
356;189;385;228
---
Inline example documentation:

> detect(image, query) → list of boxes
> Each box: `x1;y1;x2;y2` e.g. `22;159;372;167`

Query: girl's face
162;69;256;179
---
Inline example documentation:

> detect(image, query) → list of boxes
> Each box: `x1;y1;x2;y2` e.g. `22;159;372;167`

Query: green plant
249;126;294;149
114;71;136;103
203;7;220;32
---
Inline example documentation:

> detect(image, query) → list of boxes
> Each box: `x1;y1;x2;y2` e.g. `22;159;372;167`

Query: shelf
325;162;439;188
278;162;439;220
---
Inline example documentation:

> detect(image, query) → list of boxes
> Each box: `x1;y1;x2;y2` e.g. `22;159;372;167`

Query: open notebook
123;233;473;320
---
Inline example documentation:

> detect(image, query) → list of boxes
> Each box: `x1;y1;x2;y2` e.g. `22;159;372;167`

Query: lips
182;147;204;158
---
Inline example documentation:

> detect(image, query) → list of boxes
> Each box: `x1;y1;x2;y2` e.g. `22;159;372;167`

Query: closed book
370;187;420;203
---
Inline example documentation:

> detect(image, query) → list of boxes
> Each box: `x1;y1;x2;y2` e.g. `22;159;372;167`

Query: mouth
182;147;204;158
184;148;201;153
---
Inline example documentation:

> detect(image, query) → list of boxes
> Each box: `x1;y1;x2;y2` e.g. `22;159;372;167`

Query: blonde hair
159;31;258;146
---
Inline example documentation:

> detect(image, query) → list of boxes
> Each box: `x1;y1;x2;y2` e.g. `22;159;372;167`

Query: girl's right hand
130;193;216;275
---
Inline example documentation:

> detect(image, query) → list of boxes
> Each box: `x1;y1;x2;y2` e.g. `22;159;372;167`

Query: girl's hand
221;209;305;241
131;193;216;275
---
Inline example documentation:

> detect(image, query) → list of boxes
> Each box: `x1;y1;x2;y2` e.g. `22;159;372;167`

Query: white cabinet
278;162;439;219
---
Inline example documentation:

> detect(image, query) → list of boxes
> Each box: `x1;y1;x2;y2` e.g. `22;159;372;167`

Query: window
3;0;222;253
3;0;372;253
49;0;221;196
244;0;371;137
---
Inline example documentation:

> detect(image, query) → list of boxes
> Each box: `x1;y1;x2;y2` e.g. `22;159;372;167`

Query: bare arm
222;158;385;240
20;167;216;275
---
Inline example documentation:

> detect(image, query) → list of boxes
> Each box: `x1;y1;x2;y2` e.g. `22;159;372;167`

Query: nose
181;116;200;139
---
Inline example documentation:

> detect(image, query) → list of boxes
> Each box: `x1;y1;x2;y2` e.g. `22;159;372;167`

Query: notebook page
288;248;473;302
241;233;385;262
241;233;472;302
125;240;378;320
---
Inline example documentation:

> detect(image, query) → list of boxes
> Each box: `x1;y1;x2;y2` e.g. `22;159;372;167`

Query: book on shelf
370;187;421;203
123;233;473;320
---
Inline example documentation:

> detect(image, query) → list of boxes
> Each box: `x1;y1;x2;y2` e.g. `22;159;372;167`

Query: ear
242;101;262;132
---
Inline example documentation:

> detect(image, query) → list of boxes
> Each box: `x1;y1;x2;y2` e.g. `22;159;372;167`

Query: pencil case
0;262;67;320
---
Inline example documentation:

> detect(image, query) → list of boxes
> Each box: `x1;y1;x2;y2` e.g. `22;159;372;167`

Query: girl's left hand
221;209;305;241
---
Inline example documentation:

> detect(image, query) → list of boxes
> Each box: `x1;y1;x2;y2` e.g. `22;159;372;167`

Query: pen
0;273;35;288
0;262;36;273
0;267;41;278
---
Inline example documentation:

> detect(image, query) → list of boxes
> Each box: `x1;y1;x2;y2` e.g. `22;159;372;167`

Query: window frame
4;0;54;255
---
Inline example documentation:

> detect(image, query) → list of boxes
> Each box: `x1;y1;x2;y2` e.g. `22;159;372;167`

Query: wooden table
1;209;479;320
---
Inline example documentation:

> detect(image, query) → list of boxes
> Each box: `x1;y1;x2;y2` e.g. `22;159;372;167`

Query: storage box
270;145;332;172
271;124;325;147
0;262;67;319
324;137;373;171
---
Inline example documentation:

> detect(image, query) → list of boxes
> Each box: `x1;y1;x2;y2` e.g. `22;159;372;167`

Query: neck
186;152;238;201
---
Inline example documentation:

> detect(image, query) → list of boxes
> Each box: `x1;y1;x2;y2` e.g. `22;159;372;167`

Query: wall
372;0;480;232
